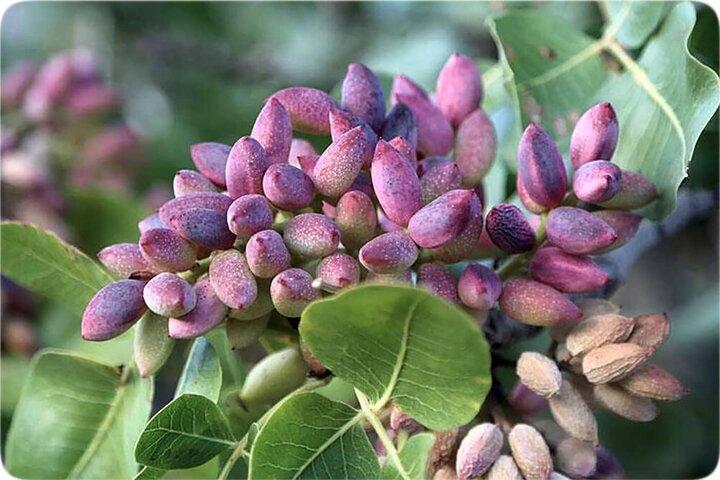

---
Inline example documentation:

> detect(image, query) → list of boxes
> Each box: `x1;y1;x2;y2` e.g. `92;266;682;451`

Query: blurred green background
1;2;717;478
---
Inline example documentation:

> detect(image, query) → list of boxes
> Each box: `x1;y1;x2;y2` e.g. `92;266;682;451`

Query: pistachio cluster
78;51;680;476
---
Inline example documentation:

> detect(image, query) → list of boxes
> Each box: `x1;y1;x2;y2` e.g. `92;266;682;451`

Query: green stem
355;389;410;480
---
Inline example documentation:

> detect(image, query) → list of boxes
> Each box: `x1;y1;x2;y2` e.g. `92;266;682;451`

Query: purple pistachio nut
592;210;642;252
65;84;121;118
499;279;582;327
208;249;258;309
98;243;154;277
435;53;483;128
82;279;147;341
270;268;319;317
421;161;463;203
407;189;475;248
391;74;429;100
80;126;142;167
381;103;418;149
288;138;317;167
417;262;459;303
455;423;503;480
570;102;619;168
454;108;497;186
226;194;274;240
251;97;292;165
371;139;423;227
485;203;536;254
457;263;502;311
546;207;617;255
529;247;610;293
517;123;568;210
283;213;340;258
594;446;625;480
1;62;37;110
297;154;320;178
226;136;271;199
388;136;417;167
143;272;197;317
377;207;404;233
347;170;374;197
395;92;454;156
173;169;218;197
263;163;315;211
315;252;361;291
359;231;419;274
314;125;374;198
335;190;377;249
328;107;377;161
342;62;386;131
138;213;166;233
22;53;74;120
139;228;197;272
271;87;339;135
417;156;450;177
190;142;230;187
517;176;547;214
166;208;236;250
158;192;233;226
169;275;228;339
509;381;549;417
599;169;658;210
475;228;503;258
429;192;483;263
245;230;292;279
572;160;622;204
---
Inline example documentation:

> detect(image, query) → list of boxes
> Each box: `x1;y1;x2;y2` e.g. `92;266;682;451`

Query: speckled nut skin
454;108;496;186
226;136;270;199
190;142;230;187
270;268;319;317
251;97;292;165
499;279;582;327
283;213;340;259
359;231;419;274
208;249;258;309
517;123;567;211
371;139;423;227
572;160;623;204
271;87;338;135
458;263;502;311
314;125;374;198
570;102;619;169
408;189;476;249
341;62;385;131
455;423;503;480
82;279;147;341
546;207;617;255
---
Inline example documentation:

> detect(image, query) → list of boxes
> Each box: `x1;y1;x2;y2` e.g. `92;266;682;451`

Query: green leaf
174;337;223;402
134;394;236;470
0;222;114;316
249;392;379;479
380;433;435;480
134;466;166;480
488;2;720;218
66;188;147;256
604;1;666;48
5;350;153;479
300;285;491;431
595;3;720;218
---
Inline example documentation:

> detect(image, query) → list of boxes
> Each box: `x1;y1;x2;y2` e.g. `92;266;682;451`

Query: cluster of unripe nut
79;51;676;475
1;50;144;237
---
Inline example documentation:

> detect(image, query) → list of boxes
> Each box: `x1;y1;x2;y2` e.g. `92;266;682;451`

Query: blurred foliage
1;2;717;477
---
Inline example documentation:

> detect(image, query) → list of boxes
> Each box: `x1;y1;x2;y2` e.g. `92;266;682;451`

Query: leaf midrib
141;427;236;447
66;367;132;478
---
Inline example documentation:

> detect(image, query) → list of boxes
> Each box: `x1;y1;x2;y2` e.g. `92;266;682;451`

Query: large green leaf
134;394;235;470
0;222;114;316
595;3;720;218
249;392;379;479
174;337;223;402
5;350;153;479
488;2;720;218
299;285;491;431
380;433;435;480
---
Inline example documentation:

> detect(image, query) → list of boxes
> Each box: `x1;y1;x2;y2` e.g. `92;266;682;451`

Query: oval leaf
249;392;379;479
174;337;223;402
0;222;114;316
300;285;491;431
134;394;235;470
5;350;153;479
